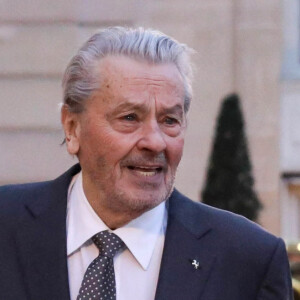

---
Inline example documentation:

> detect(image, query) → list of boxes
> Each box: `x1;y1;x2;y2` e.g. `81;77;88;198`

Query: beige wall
0;0;282;235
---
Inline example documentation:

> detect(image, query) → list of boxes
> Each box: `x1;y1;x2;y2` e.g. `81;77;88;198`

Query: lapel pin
191;259;200;270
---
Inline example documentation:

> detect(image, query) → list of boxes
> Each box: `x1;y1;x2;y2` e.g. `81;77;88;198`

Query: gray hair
62;26;193;113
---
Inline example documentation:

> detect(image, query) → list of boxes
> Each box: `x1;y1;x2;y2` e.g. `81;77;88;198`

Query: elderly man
0;27;293;300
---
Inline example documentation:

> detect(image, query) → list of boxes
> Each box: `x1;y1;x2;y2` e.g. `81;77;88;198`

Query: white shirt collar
67;171;167;271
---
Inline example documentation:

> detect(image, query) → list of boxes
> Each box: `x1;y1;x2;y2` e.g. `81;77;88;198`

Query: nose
136;121;167;153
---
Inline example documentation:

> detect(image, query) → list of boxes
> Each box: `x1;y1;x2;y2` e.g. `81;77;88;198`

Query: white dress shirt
66;172;167;300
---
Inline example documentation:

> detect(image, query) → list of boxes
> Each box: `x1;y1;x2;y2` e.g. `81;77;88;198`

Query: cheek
78;124;114;164
81;121;115;149
166;137;185;166
82;127;138;162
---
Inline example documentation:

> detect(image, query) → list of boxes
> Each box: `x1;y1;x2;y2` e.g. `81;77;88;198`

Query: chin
116;185;174;214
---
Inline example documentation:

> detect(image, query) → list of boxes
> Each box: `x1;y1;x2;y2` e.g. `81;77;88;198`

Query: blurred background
0;0;299;244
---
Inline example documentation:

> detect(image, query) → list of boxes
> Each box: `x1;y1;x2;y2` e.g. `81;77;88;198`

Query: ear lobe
61;105;80;155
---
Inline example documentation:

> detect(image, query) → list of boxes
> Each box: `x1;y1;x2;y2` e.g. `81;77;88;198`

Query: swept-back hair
62;26;193;113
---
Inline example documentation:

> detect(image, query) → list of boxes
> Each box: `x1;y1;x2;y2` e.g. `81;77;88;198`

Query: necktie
77;230;125;300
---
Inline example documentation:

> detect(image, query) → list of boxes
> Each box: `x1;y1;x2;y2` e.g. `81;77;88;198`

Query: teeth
137;166;157;170
127;166;162;176
137;170;156;177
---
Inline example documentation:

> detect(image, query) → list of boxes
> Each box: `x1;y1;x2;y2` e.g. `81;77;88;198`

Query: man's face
68;55;186;216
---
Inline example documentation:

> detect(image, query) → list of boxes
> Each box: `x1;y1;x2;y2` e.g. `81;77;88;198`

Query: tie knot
92;230;125;258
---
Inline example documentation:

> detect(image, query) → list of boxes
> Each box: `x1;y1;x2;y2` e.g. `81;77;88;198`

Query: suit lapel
15;165;80;300
155;190;216;300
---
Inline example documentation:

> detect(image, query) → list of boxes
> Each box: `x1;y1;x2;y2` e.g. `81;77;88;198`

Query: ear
61;105;81;155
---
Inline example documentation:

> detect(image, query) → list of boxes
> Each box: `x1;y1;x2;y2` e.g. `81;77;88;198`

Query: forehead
94;55;184;98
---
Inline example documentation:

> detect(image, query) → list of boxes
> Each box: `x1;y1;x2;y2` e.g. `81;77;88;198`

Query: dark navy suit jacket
0;164;293;299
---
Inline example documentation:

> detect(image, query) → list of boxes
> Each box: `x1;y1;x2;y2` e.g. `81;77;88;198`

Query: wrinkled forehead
94;55;185;98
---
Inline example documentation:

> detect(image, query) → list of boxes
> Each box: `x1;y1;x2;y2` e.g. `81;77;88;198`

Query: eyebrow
105;101;148;120
107;101;184;119
112;101;149;114
159;104;184;116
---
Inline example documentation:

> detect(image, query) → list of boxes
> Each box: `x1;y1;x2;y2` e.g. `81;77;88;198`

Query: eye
122;113;137;121
164;117;179;125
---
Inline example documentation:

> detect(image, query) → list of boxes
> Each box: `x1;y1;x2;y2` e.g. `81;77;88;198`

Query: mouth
127;165;163;177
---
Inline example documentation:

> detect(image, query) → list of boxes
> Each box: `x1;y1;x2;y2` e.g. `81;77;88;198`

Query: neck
81;176;145;229
88;197;143;229
80;169;160;229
